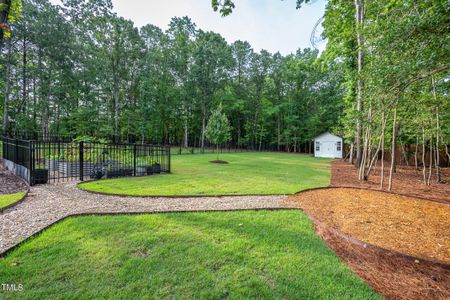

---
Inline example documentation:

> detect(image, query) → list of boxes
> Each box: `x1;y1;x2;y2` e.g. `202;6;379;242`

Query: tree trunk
201;107;206;151
237;121;241;149
33;72;37;125
380;112;386;189
252;110;259;150
354;0;364;168
3;38;11;132
216;144;219;160
113;91;119;142
367;111;385;180
435;136;440;182
0;0;11;48
414;134;418;170
422;127;426;184
401;143;409;166
427;136;433;185
359;105;371;180
277;112;281;151
393;122;400;174
432;77;441;182
388;107;397;191
445;144;450;167
349;142;354;164
183;120;188;148
21;35;27;114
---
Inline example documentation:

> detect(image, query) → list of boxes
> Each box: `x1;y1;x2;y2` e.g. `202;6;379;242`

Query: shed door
320;141;336;158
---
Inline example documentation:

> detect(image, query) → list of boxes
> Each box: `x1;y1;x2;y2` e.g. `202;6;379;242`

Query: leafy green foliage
1;0;343;151
205;103;231;157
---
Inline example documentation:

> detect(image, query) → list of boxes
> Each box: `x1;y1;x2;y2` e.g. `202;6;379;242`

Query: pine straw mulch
331;160;450;203
0;160;28;194
288;188;450;299
313;216;450;300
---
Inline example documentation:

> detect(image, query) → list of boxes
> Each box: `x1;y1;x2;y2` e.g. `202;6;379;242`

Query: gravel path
0;181;290;255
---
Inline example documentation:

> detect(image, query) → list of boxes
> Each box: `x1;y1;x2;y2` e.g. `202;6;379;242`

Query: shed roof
313;132;343;140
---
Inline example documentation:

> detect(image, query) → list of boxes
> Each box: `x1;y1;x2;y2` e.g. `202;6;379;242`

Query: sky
50;0;327;55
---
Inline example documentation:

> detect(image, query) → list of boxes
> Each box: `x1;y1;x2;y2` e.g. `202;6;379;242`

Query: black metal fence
170;146;250;155
1;136;170;185
1;137;33;183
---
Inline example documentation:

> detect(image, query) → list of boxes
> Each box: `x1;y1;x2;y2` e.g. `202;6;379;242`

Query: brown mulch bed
288;188;450;299
331;160;450;203
0;160;28;194
290;188;450;263
314;217;450;300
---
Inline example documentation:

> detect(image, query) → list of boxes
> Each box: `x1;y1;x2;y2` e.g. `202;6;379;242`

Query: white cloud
49;0;327;54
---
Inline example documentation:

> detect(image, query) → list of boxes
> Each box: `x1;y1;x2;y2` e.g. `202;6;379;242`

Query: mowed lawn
0;192;26;209
79;152;332;196
0;210;380;299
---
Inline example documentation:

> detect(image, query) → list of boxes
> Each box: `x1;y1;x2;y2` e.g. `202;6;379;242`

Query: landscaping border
78;181;450;205
307;214;450;269
77;181;294;198
0;189;30;213
293;185;450;205
0;208;299;258
2;187;448;299
308;214;450;299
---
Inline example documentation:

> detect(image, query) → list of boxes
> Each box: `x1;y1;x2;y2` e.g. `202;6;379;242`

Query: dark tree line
1;0;344;151
214;0;449;189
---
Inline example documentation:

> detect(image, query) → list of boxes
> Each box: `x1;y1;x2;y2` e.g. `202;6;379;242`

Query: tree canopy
1;0;343;153
205;103;231;159
1;0;448;189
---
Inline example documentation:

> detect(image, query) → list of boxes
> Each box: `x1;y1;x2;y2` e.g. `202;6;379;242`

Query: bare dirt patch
331;160;450;203
0;160;28;194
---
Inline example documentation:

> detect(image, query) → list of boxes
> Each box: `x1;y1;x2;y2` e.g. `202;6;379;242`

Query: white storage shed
313;132;343;158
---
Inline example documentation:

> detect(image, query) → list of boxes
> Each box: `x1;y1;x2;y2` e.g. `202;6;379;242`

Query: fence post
133;144;137;176
29;141;34;186
79;141;84;181
168;146;171;173
15;139;19;164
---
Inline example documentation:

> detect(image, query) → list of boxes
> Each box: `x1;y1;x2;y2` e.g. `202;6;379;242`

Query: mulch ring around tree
209;160;229;164
0;160;29;194
287;188;450;299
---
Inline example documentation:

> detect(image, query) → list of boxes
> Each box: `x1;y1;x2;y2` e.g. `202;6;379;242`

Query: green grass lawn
0;192;26;209
79;152;332;196
0;210;379;299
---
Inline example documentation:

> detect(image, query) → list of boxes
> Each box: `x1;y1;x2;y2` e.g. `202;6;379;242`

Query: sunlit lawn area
0;192;26;209
79;152;332;196
0;210;379;299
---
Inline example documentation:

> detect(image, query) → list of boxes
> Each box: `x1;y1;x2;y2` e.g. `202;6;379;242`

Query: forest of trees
1;0;449;188
0;0;344;152
215;0;450;189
